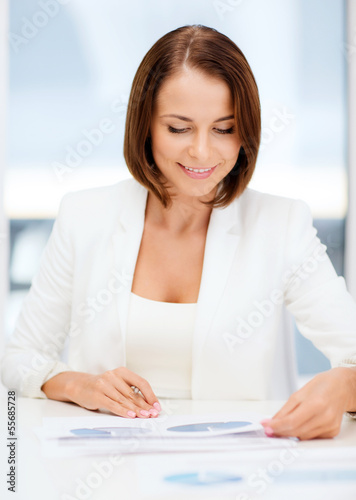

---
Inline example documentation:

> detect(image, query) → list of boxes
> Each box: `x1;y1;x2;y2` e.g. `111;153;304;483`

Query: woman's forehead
154;70;234;114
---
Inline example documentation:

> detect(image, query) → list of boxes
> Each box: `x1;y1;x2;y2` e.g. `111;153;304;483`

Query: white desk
1;392;356;500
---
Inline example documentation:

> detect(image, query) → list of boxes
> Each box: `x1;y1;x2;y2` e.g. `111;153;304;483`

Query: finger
272;394;301;420
119;368;161;408
292;421;339;440
260;397;300;429
113;379;160;416
287;409;343;440
95;378;158;418
96;394;147;419
131;393;160;418
101;393;156;419
266;403;319;437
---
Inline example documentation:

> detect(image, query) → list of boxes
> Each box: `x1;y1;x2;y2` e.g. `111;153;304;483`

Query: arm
41;372;78;402
261;201;356;439
1;194;74;398
1;193;161;418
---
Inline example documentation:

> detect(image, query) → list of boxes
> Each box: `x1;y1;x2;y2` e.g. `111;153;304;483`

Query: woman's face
150;67;242;200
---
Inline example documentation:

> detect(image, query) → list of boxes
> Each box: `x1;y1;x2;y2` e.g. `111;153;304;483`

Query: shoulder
238;188;312;226
238;189;319;263
240;187;310;212
56;176;145;225
59;176;142;208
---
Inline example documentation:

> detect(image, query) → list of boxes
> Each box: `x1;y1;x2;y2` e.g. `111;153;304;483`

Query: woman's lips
178;163;217;179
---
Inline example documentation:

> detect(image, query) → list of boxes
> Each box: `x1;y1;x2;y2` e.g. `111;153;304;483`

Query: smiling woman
124;24;261;210
2;24;356;441
152;70;240;187
148;68;241;202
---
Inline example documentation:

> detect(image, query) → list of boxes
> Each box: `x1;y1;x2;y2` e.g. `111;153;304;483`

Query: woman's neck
145;190;214;235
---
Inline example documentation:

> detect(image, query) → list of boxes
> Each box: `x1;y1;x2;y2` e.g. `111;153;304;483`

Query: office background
1;0;355;380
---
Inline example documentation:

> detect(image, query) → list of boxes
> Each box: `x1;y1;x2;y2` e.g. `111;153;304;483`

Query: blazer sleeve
1;193;75;398
283;199;356;418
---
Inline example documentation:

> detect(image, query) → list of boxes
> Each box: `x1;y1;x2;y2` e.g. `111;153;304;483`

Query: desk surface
1;393;356;500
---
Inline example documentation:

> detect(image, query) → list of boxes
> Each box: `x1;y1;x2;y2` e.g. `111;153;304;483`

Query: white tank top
125;292;198;399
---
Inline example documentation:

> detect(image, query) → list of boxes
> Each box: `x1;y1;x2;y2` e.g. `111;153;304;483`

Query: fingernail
153;402;161;412
149;409;158;417
127;410;136;418
264;426;274;437
140;410;150;417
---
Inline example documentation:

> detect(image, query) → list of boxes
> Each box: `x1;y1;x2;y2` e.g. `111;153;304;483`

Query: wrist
333;367;356;412
65;372;93;403
42;371;89;403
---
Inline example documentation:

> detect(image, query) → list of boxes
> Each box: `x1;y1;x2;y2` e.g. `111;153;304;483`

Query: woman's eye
168;126;235;135
168;126;186;134
216;127;235;134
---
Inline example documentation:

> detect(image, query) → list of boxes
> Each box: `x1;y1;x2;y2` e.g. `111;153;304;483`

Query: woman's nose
188;131;212;164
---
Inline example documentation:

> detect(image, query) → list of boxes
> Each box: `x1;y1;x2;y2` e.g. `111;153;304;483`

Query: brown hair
123;24;261;209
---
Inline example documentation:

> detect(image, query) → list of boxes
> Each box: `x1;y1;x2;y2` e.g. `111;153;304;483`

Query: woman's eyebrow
160;114;234;123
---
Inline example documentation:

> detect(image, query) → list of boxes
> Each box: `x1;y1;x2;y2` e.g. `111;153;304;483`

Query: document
34;411;297;457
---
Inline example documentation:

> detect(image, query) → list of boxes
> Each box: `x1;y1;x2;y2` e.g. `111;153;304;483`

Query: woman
2;25;356;439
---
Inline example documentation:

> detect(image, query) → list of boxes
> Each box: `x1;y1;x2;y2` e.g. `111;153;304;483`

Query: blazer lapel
192;197;242;370
112;180;148;365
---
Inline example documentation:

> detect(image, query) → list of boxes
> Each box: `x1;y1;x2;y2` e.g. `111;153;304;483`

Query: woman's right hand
42;367;162;418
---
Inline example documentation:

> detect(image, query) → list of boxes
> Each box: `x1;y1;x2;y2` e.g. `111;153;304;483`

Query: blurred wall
345;0;356;300
0;1;9;356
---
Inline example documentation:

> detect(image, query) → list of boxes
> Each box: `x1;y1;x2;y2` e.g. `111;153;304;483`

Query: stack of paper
33;411;297;457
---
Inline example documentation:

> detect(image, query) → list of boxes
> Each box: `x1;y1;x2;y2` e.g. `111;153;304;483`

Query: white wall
0;0;9;353
345;0;356;299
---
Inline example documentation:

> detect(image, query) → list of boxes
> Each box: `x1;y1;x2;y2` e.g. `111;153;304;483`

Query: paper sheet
34;411;297;457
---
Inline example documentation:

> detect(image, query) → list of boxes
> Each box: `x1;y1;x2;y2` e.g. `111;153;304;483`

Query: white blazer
2;177;356;400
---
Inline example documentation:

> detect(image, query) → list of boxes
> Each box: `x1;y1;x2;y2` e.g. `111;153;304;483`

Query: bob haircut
124;24;261;209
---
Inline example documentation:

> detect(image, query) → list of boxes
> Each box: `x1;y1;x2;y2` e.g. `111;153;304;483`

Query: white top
125;292;198;399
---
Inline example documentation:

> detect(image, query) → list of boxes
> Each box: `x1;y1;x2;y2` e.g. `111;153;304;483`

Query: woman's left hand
260;367;356;440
